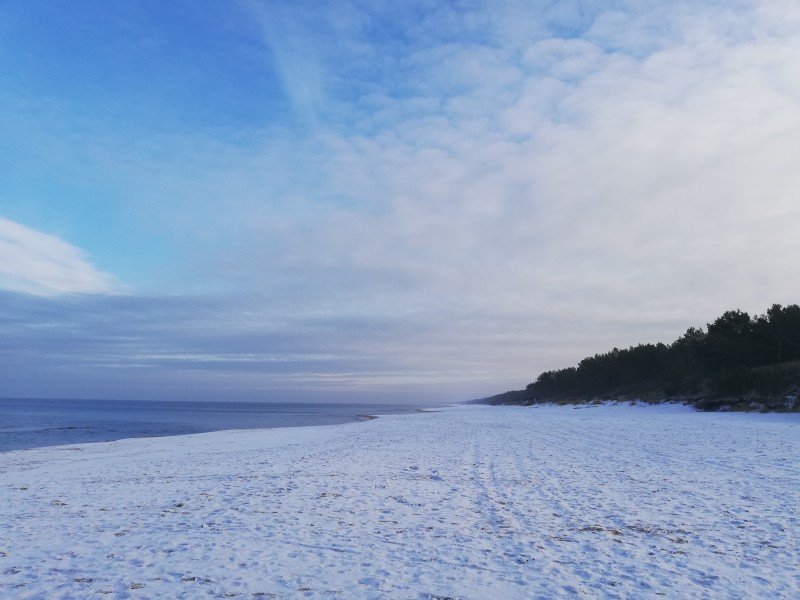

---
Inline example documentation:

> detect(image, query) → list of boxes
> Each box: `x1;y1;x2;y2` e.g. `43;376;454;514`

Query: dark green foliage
487;304;800;409
708;367;759;397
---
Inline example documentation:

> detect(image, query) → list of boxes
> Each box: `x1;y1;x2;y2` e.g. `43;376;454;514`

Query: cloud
247;0;368;124
0;217;118;296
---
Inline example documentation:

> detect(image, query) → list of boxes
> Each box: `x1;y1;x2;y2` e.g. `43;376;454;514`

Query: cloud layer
229;0;800;374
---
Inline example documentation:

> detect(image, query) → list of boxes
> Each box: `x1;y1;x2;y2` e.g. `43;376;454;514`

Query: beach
1;404;798;599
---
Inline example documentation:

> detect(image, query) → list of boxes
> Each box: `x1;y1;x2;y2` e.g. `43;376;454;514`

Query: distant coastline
477;303;800;413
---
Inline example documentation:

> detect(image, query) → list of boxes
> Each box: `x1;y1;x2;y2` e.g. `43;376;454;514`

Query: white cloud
0;217;118;296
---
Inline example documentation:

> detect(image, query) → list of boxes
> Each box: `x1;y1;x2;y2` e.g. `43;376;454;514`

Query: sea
0;398;433;453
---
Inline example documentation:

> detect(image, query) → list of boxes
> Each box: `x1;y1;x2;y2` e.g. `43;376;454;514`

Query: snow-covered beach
1;404;798;599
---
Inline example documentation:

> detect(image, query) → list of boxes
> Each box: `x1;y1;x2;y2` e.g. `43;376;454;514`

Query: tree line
515;304;800;408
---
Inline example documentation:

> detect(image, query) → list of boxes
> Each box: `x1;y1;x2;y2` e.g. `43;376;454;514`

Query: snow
1;403;798;599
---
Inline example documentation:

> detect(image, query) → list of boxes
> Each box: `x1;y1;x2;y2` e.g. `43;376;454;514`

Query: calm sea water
0;398;431;453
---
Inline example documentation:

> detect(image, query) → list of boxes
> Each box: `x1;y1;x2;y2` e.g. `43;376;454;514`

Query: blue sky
1;0;799;401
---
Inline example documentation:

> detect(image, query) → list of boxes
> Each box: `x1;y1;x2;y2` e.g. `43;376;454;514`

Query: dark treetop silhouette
479;304;800;412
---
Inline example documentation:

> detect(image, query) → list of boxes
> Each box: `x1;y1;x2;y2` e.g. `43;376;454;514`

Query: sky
1;0;799;403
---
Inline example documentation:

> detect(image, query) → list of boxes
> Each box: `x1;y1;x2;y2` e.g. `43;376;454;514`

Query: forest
482;304;800;411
